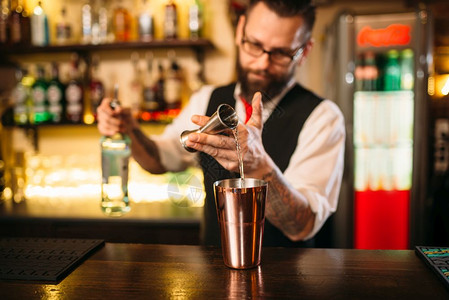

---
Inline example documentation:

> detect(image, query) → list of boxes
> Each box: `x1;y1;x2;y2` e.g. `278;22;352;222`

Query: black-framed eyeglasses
240;35;305;66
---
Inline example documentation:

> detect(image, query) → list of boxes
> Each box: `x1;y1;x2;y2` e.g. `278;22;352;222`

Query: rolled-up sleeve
283;99;346;240
151;85;215;172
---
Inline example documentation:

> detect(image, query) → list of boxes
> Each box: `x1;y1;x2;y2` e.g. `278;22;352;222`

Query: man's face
235;2;310;102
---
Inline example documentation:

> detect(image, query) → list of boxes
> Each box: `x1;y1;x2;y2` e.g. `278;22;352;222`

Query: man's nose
252;52;271;70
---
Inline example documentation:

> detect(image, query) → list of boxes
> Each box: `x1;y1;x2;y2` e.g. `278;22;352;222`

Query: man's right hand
96;98;137;136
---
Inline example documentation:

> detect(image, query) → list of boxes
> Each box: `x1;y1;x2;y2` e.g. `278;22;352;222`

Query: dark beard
237;60;293;103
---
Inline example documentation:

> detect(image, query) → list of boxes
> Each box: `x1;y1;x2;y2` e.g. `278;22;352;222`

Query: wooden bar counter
0;243;448;299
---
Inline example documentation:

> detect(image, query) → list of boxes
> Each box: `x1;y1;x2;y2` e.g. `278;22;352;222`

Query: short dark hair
246;0;316;38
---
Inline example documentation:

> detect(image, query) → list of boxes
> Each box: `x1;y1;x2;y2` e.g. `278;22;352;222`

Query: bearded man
97;0;345;247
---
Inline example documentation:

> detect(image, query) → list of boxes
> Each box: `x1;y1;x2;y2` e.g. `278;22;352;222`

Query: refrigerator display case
324;8;432;249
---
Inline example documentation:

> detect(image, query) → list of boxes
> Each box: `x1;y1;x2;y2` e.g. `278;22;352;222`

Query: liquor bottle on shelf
31;0;49;46
129;52;143;119
384;49;401;91
9;0;31;46
65;55;84;123
189;0;203;39
164;52;182;112
31;65;49;124
0;0;9;44
89;55;105;121
164;0;177;40
100;84;131;217
154;62;166;118
20;67;35;123
113;0;131;42
138;0;153;42
400;49;414;91
141;52;159;121
12;68;30;125
55;6;72;45
91;0;108;44
47;62;65;123
81;2;92;44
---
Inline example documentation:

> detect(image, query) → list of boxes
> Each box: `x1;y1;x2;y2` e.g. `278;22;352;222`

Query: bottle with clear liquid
100;85;131;216
31;0;49;46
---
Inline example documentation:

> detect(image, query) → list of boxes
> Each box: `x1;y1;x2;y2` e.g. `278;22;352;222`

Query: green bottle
47;62;65;123
100;85;131;217
31;65;49;124
400;49;414;91
384;50;401;91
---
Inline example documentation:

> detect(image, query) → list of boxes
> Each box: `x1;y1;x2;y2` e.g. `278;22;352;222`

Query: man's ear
235;15;246;46
296;38;314;65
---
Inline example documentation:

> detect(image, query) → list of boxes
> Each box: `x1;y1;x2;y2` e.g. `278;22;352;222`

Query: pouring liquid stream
232;128;245;186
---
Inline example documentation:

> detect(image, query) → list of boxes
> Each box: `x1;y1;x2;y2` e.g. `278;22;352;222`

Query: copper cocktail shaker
214;178;267;269
180;104;238;152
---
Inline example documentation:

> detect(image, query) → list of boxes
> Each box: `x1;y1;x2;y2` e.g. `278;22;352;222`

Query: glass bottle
81;2;92;44
354;53;365;92
400;49;414;91
32;65;49;124
384;49;401;91
164;0;177;40
0;0;9;45
12;68;29;125
164;55;182;111
31;0;49;46
141;52;159;121
21;67;35;123
154;62;166;116
113;0;131;42
129;52;142;119
100;84;131;217
189;0;203;39
55;6;71;45
362;51;378;92
47;62;65;123
9;0;31;45
138;0;153;42
91;0;108;44
65;54;84;123
89;55;104;121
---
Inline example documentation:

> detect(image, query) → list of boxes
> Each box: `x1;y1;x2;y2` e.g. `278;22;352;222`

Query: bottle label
67;103;82;115
49;104;63;122
66;84;82;103
164;79;181;105
32;87;46;104
13;86;27;104
48;85;63;103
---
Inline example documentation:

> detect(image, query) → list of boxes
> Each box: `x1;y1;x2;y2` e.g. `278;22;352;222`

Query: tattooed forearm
130;128;166;174
132;129;160;159
263;169;315;241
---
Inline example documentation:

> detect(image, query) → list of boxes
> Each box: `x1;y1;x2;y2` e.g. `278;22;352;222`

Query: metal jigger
180;104;239;152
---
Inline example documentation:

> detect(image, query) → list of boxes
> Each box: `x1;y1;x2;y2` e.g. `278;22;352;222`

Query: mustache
247;69;272;78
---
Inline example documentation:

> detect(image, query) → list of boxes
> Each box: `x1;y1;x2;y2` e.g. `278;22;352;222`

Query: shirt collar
233;79;296;123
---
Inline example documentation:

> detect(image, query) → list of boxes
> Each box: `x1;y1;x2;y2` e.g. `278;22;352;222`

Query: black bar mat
415;246;449;290
0;237;104;282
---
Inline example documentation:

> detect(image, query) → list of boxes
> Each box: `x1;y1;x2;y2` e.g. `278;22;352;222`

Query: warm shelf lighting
442;77;449;96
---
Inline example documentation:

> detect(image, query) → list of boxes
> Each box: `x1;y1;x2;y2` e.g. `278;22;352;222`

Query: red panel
354;190;410;250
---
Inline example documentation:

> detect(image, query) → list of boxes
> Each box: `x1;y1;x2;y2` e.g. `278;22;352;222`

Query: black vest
199;83;322;247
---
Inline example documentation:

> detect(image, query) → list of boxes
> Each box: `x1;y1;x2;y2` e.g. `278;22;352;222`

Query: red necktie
240;97;253;124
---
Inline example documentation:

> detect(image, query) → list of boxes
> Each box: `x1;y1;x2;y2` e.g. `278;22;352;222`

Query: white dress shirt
152;83;346;240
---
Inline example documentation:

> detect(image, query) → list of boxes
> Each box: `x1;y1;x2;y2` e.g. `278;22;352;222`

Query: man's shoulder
290;83;324;102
